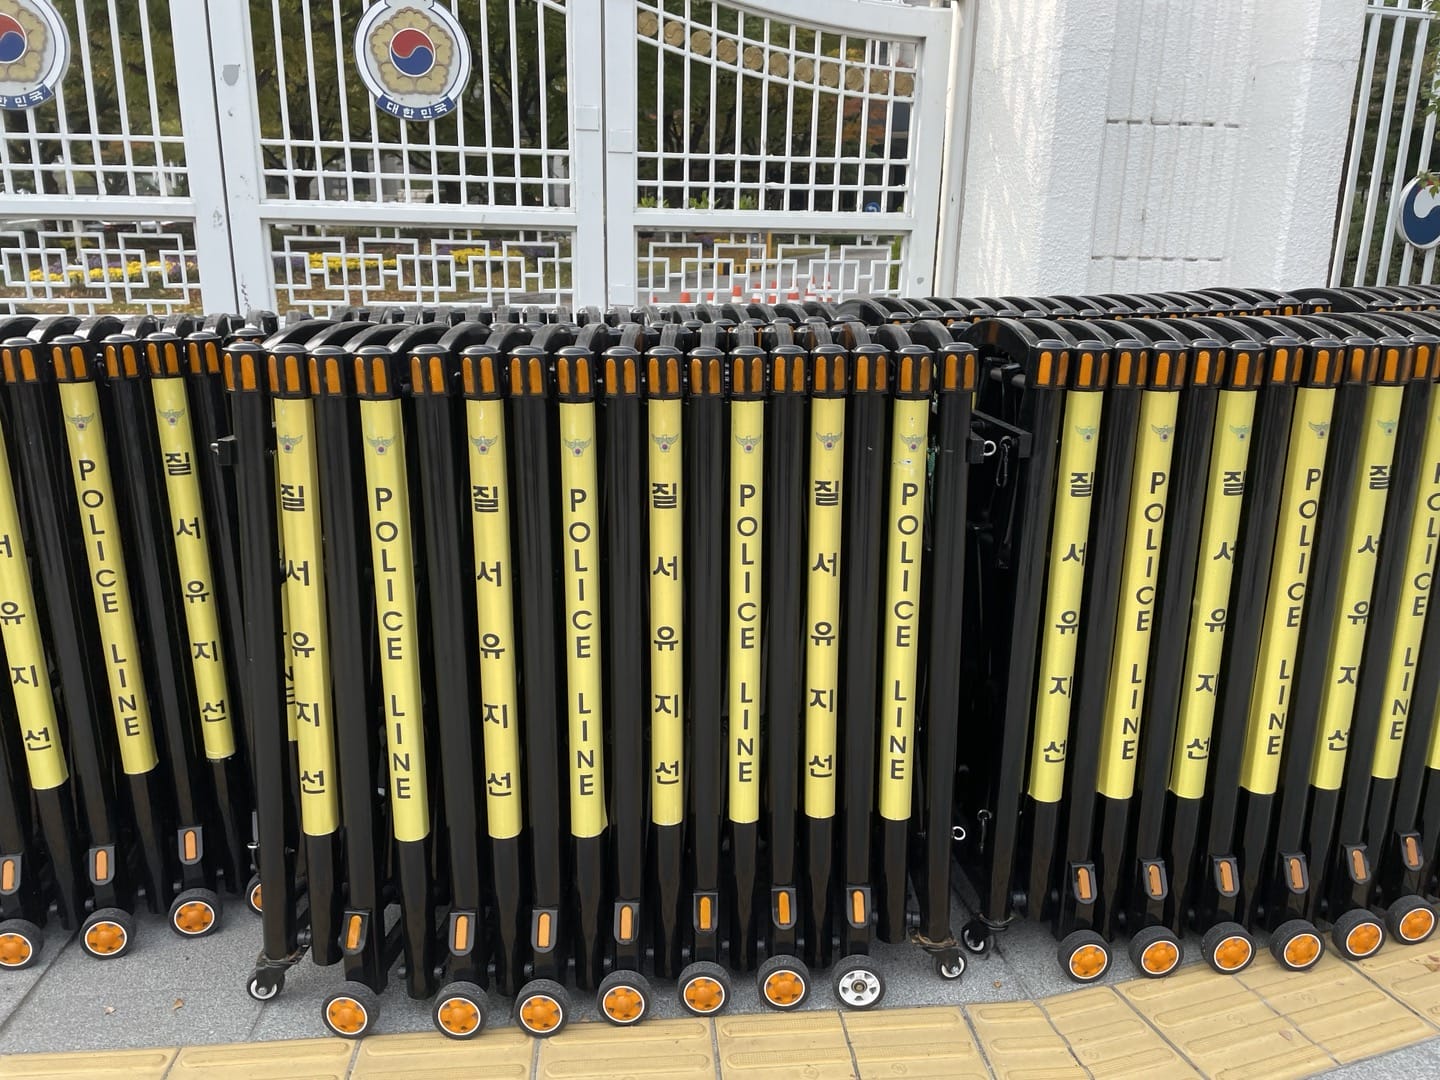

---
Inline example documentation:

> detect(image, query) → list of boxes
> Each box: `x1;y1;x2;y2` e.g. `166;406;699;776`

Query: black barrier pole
310;346;391;1002
726;342;767;974
101;334;223;932
225;343;304;1001
265;344;343;970
678;330;730;1011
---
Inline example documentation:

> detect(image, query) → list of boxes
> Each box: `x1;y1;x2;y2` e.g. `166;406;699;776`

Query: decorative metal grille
635;228;903;302
634;0;919;213
0;0;188;197
0;217;201;313
269;223;574;311
249;0;571;207
1332;0;1436;285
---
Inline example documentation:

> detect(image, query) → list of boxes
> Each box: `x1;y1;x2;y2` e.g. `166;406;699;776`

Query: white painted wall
953;0;1367;295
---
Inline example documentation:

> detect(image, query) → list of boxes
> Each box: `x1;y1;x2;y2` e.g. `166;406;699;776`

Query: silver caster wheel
833;955;885;1009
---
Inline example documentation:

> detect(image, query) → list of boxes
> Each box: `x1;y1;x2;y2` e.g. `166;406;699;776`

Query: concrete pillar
952;0;1366;295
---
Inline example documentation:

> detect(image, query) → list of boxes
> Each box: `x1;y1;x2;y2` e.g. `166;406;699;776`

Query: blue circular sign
0;1;70;111
355;0;471;124
1396;176;1440;251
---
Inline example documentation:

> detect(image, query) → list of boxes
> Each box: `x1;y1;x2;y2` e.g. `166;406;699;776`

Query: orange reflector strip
453;914;469;952
620;904;634;941
1146;865;1161;896
94;849;109;882
537;912;552;949
1405;836;1420;864
346;915;362;951
1077;867;1093;902
852;889;866;925
1219;861;1234;892
1351;849;1368;880
0;859;12;892
698;897;712;932
1288;858;1304;890
183;830;197;862
777;891;791;925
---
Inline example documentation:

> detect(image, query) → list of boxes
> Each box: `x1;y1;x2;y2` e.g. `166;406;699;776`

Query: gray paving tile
0;982;262;1053
0;921;70;1025
1316;1037;1440;1078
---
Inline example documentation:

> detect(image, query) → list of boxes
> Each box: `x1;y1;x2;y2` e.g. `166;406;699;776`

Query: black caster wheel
80;907;135;960
677;960;731;1016
168;888;221;938
961;919;992;955
245;873;263;916
246;967;285;1002
933;948;966;981
1270;918;1324;972
756;954;810;1010
833;954;885;1010
1386;895;1437;945
1128;925;1183;978
433;980;487;1040
1057;929;1110;983
514;978;570;1038
322;984;378;1039
1331;908;1385;961
597;969;651;1026
1200;921;1255;974
0;919;43;971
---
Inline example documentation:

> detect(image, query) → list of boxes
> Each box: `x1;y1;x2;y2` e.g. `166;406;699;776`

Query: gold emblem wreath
368;7;454;96
0;5;48;83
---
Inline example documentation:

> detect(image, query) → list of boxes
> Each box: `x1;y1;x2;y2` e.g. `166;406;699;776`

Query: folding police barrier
827;321;890;998
2;329;144;962
747;321;812;1010
0;371;85;968
409;319;506;1041
180;328;254;909
954;321;1076;956
1372;318;1440;945
553;324;615;1015
799;325;846;984
1047;325;1182;984
1198;328;1339;974
506;332;574;1036
645;326;687;988
590;321;661;1020
101;333;232;938
227;343;306;1002
316;342;440;1039
1319;320;1440;956
1254;321;1405;962
677;322;731;1015
265;343;343;975
308;340;392;1004
1124;322;1250;967
47;334;184;957
1013;319;1117;946
726;328;766;978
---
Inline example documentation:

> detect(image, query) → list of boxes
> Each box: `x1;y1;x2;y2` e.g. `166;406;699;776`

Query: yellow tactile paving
0;1048;175;1079
536;1018;715;1079
1119;963;1335;1080
964;1001;1088;1079
168;1039;354;1079
840;1005;988;1079
349;1030;533;1080
714;1011;855;1078
1041;985;1199;1079
1357;942;1440;1028
1239;951;1433;1064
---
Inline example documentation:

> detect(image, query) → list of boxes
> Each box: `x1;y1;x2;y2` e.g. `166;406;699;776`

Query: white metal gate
0;0;962;315
1331;0;1438;287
